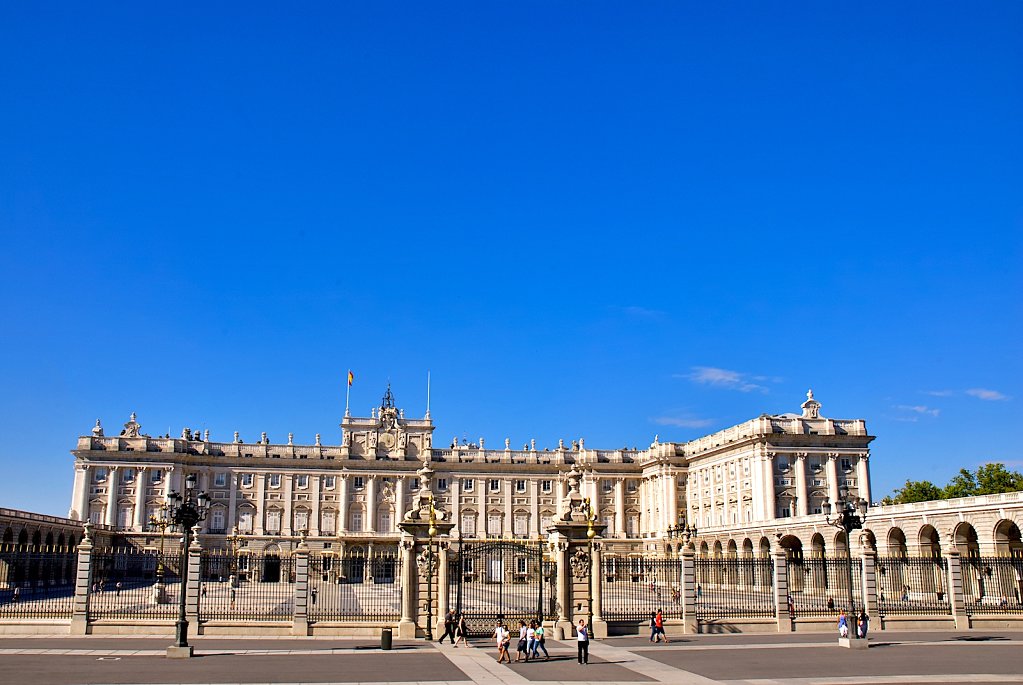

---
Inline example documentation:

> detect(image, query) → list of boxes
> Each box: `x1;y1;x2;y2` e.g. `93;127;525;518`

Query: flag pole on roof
345;370;354;417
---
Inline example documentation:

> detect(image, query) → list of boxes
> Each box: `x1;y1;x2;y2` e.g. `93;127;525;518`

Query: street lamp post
823;487;868;640
165;473;210;658
584;498;596;636
425;500;438;641
666;514;699;549
149;504;172;603
226;526;241;587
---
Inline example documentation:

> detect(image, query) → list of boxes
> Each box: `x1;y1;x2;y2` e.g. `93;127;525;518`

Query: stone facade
68;388;874;560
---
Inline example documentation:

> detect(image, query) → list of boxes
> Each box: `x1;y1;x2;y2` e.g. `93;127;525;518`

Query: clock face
379;432;396;449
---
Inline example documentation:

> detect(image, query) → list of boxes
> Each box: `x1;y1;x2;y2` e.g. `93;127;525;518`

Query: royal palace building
67;387;875;557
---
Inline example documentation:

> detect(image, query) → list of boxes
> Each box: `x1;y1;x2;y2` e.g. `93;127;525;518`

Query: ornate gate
448;540;552;636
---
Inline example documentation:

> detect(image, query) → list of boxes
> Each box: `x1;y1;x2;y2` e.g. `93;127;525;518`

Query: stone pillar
504;479;513;538
283;475;294;536
70;527;95;635
395;477;406;524
857;455;872;505
763;457;776;520
163;466;176;501
946;550;968;629
105;466;119;527
310;476;321;536
436;544;449;638
555;540;571;638
134;467;148;531
826;455;841;508
254;473;266;535
530;479;540;537
667;472;678;530
292;540;310;636
860;549;878;618
366;476;377;533
450;478;461;536
227;473;238;532
680;547;697;634
185;527;202;626
398;538;416;638
75;464;91;522
339;475;350;533
614;480;625;538
590;542;607;638
773;548;792;632
795;456;809;517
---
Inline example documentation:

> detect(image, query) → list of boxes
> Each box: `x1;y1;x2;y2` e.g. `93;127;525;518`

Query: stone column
283;475;294;536
946;550;968;630
667;472;678;529
763;456;777;520
555;539;571;638
450;478;461;536
826;455;841;508
395;477;406;524
590;542;607;638
75;464;91;522
105;466;119;527
530;479;540;537
292;540;310;636
134;467;148;531
70;526;95;635
163;466;177;501
795;456;809;517
436;544;449;637
857;455;872;505
860;549;878;618
310;476;321;536
254;473;266;535
557;480;569;519
614;479;625;538
227;473;238;532
366;476;377;533
680;546;697;634
185;526;202;625
773;548;792;632
504;479;513;538
398;538;417;638
339;475;350;533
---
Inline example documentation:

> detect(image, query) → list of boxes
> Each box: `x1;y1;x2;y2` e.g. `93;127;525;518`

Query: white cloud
895;404;940;418
924;390;954;397
966;388;1010;401
651;415;715;428
679;366;770;393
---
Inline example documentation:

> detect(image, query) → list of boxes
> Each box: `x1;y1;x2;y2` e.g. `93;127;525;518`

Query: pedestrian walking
438;610;457;644
576;619;589;664
697;584;702;599
826;596;835;611
493;620;511;664
201;583;207;599
649;611;658;642
655;608;669;643
525;621;537;661
531;620;549;660
310;587;317;605
837;609;849;638
12;587;20;603
857;609;869;638
516;620;529;661
115;581;122;597
230;587;236;609
454;613;469;648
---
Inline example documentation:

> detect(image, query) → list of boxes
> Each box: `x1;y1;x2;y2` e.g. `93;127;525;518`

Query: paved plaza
1;631;1022;685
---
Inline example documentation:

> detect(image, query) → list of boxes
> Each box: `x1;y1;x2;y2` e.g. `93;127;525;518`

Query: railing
0;545;78;618
787;557;863;617
199;551;294;621
601;558;682;621
876;556;951;616
962;557;1023;615
307;552;402;622
695;557;775;619
88;548;182;619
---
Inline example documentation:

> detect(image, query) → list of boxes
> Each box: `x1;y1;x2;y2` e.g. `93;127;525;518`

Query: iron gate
448;540;552;636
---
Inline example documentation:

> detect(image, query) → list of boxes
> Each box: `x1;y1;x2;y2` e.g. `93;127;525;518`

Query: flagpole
345;371;351;418
425;371;431;419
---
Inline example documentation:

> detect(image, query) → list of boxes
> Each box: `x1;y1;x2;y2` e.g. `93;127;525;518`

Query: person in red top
654;609;669;643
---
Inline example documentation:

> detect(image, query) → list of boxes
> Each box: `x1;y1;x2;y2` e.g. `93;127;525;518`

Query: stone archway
888;527;908;557
919;525;942;558
952;522;979;558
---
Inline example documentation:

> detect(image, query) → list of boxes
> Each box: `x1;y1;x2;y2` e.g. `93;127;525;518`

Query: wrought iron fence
962;557;1023;615
876;556;951;616
787;556;862;617
199;550;294;621
0;545;78;619
88;548;182;619
307;551;402;622
695;557;775;619
448;540;549;636
601;557;682;621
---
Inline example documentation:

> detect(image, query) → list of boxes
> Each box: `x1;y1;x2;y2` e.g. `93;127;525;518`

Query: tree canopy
881;462;1023;505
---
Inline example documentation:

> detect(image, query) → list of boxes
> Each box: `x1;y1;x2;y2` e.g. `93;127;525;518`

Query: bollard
381;627;393;650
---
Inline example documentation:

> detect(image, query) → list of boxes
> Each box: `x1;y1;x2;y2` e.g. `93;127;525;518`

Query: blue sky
1;2;1020;516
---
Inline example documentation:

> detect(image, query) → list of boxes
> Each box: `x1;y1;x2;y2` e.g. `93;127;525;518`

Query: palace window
461;514;477;536
241;473;253;487
602;480;612;493
379;510;393;533
540;514;552;532
123;469;135;483
462;479;474;492
626;479;638;493
296;474;309;489
514;480;527;493
268;474;281;488
540;480;552;493
438;478;448;491
266;510;281;533
294;509;309;531
323;476;335;489
487;514;502;535
321;511;336;534
238;510;253;533
118;506;133;528
626;515;639;537
411;478;420;490
489;479;501;492
841;458;853;471
214;472;227;488
150;469;163;483
93;468;107;483
351;511;363;532
210;508;225;531
516;556;528;575
353;476;365;490
513;513;528;535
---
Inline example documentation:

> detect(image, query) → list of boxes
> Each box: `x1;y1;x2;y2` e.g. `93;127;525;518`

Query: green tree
892;479;944;503
943;469;978;499
974;462;1023;495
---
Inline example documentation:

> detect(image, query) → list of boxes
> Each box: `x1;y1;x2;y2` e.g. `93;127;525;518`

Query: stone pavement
0;632;1022;685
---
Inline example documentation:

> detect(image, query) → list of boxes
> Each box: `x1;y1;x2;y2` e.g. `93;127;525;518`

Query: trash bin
381;627;393;650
